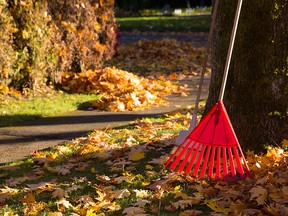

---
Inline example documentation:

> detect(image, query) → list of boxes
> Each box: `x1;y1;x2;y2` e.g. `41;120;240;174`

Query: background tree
206;0;288;152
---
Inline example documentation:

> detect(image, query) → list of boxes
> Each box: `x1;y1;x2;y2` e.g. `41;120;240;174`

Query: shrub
48;0;117;73
0;0;117;93
0;0;17;89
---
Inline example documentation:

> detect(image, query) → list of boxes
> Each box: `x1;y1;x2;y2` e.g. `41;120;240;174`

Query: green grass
117;15;211;32
0;93;101;127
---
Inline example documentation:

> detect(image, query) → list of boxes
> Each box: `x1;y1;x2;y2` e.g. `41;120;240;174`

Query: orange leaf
21;192;36;203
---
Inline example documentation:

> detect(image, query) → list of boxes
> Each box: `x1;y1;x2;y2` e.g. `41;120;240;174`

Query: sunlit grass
117;15;211;32
0;93;101;127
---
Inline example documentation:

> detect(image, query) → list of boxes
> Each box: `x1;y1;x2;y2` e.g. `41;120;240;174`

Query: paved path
119;31;208;47
0;32;210;164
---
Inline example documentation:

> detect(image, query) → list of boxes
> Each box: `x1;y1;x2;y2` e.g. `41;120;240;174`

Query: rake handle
190;0;220;130
219;0;243;102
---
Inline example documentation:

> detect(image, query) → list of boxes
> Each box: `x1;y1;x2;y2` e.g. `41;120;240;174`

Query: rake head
165;101;250;181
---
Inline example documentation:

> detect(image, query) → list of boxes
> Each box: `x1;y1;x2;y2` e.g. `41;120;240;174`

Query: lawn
117;15;211;32
0;93;101;127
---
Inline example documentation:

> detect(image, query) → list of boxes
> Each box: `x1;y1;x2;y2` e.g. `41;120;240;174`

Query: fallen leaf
123;206;147;216
0;193;9;203
128;149;145;161
249;186;268;205
134;189;150;198
112;189;131;199
21;192;36;203
55;198;73;209
171;198;200;210
52;188;67;199
205;199;230;213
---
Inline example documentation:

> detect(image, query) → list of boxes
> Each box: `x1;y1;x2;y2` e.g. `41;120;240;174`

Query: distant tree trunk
186;0;191;8
206;0;288;152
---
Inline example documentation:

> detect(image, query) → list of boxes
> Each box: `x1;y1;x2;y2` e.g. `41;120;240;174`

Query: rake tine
184;142;202;175
228;147;237;181
165;138;190;167
215;147;221;180
200;145;211;178
170;139;196;170
192;144;207;177
222;147;228;181
237;145;251;177
233;147;245;177
208;146;216;179
176;141;197;172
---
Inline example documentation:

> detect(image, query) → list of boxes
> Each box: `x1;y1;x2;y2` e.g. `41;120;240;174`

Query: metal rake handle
189;0;220;130
219;0;243;101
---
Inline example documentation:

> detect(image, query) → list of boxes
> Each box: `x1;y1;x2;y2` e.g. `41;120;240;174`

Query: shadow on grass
0;114;42;127
0;112;163;127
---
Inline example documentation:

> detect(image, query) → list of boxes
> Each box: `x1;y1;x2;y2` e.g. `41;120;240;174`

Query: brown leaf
52;188;67;199
249;186;268;205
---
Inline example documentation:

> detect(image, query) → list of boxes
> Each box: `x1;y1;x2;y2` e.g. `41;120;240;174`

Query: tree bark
206;0;288;152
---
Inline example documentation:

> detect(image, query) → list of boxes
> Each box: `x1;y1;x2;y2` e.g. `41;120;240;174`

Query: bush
8;0;54;91
0;0;17;88
0;0;117;93
48;0;117;73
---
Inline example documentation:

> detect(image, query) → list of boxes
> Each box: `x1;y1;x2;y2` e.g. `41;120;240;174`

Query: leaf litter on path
60;38;210;111
107;38;210;74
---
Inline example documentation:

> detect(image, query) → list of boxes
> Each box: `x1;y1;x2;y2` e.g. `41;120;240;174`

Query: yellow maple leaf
128;149;145;161
86;209;97;216
145;164;153;170
133;189;150;198
205;199;230;213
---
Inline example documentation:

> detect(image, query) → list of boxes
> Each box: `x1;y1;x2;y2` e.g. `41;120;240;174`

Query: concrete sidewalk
0;76;210;164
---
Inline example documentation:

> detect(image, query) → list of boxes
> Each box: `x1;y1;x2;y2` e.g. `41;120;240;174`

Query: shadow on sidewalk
1;112;163;127
0;110;176;146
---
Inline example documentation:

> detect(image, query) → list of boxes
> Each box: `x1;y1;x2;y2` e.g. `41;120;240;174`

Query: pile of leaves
106;38;209;74
60;67;186;111
0;110;287;215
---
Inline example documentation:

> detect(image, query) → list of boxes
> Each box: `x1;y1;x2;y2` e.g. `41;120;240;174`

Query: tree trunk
206;0;288;152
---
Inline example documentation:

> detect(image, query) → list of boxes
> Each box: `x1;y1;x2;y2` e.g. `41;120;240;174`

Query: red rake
165;101;250;181
165;0;250;181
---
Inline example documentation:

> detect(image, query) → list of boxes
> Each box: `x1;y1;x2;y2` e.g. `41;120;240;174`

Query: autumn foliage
60;67;184;111
0;0;117;92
